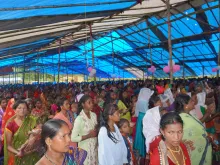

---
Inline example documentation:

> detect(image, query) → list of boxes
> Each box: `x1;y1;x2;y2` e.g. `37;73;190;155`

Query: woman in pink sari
53;97;76;147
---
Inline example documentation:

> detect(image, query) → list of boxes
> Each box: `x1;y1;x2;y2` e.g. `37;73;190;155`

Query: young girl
71;95;98;164
118;118;136;165
70;102;78;119
98;103;128;165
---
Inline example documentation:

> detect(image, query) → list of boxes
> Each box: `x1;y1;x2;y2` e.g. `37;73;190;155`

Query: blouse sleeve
71;116;83;142
6;121;14;134
150;147;160;165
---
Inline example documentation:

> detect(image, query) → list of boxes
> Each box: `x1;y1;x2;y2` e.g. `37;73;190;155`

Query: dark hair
117;118;129;129
12;100;28;110
0;97;6;104
100;103;119;143
34;99;42;106
78;95;91;115
105;90;115;105
56;97;68;112
174;94;191;114
41;119;68;149
160;112;183;140
149;95;161;109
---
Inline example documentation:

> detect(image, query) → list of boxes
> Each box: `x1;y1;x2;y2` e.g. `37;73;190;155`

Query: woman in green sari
4;100;40;165
174;94;213;165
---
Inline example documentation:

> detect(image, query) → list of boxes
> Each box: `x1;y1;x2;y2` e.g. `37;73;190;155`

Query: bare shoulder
35;156;47;165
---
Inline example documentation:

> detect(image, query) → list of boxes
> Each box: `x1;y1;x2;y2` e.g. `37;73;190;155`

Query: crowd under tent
0;0;219;83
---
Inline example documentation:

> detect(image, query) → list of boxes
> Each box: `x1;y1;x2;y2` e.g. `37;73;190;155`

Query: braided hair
99;103;119;143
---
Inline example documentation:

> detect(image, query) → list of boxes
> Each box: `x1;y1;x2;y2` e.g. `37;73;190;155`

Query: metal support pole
89;24;96;85
58;40;61;86
183;46;185;79
22;55;25;85
111;33;115;78
3;74;4;85
217;51;220;78
166;0;173;84
202;66;205;78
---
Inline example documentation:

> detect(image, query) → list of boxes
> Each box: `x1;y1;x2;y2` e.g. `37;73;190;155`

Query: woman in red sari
150;112;191;165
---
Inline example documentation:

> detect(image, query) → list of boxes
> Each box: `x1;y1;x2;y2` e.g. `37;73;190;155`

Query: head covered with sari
135;88;154;116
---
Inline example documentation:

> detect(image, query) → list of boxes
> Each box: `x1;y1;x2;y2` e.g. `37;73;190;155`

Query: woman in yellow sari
4;100;40;165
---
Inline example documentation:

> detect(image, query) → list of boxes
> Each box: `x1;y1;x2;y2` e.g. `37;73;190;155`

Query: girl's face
110;92;117;100
109;110;120;123
71;103;78;113
131;96;137;103
35;101;42;109
155;100;163;107
15;103;28;118
100;90;106;98
160;123;183;147
122;91;128;98
82;98;93;111
120;122;130;134
61;100;70;111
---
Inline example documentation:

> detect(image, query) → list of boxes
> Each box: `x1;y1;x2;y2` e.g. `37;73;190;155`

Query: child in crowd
118;118;136;165
18;124;44;156
70;102;78;119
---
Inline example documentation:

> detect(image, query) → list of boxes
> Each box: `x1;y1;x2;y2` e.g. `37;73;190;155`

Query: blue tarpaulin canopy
0;0;219;78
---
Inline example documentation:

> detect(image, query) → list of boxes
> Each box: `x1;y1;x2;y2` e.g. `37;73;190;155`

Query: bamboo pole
166;0;173;84
89;24;96;85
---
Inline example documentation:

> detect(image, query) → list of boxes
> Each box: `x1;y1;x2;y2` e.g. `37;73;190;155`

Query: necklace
44;153;57;165
168;147;186;165
168;146;181;153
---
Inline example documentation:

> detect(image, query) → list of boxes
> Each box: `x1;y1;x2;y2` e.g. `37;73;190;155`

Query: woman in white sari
134;88;154;157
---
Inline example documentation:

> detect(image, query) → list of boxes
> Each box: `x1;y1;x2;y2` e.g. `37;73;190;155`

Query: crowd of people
0;77;219;165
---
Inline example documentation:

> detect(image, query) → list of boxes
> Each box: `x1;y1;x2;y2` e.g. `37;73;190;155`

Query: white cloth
98;124;128;165
75;93;84;102
142;106;161;153
196;92;206;106
135;88;154;116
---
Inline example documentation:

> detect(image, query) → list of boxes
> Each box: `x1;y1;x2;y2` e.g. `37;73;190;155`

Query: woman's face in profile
49;124;71;153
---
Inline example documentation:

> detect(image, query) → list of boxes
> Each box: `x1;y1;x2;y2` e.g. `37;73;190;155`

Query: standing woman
53;97;74;130
134;88;154;157
98;103;128;165
71;95;98;164
150;112;191;165
174;94;212;165
4;100;40;165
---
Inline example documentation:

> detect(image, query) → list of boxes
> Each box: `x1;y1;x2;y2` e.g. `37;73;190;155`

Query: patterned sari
63;147;87;165
4;115;40;165
180;113;212;165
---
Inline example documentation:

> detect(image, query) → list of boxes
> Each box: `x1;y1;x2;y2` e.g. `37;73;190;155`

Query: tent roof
0;0;219;78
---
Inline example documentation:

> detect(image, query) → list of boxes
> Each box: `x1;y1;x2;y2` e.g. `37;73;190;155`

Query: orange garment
1;98;15;141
